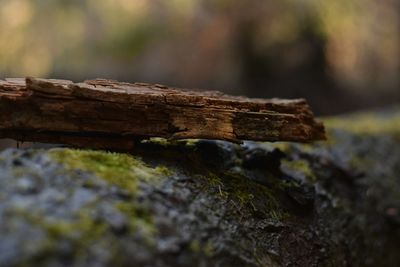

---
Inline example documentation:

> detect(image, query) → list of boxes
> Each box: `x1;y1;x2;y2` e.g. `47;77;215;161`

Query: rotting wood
0;77;325;150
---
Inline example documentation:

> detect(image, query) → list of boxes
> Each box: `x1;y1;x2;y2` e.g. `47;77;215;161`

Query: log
0;78;325;149
0;108;399;266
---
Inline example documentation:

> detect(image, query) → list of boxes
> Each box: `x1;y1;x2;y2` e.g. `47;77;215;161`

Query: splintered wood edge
0;77;326;149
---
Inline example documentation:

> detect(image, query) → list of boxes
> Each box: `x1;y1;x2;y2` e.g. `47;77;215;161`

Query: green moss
270;142;292;153
183;139;200;148
281;159;317;184
203;173;228;199
21;200;157;265
189;240;215;257
349;155;370;171
141;137;199;148
12;166;39;178
155;165;174;177
47;149;172;245
48;212;107;240
49;149;171;193
116;202;156;236
59;209;105;239
296;143;320;153
21;209;109;263
203;241;215;257
323;111;400;137
203;171;284;220
141;137;171;146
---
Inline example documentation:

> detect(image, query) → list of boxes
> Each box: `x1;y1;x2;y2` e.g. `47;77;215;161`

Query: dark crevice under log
0;78;325;149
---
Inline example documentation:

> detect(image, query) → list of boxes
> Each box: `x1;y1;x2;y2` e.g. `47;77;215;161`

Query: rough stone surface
0;109;399;267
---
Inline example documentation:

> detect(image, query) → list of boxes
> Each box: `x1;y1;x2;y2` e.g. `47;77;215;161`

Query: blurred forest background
0;0;399;115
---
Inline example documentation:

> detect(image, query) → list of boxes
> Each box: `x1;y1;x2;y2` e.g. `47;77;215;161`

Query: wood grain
0;77;325;150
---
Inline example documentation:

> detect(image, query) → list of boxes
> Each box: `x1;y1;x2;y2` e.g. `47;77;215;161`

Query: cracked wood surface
0;77;325;149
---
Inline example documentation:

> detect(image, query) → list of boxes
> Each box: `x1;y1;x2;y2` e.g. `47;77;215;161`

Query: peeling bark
0;78;325;149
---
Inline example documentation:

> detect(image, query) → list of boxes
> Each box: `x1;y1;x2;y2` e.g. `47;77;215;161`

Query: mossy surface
49;149;173;196
48;149;167;243
201;171;284;220
141;137;200;148
281;159;317;184
1;108;400;267
323;108;400;137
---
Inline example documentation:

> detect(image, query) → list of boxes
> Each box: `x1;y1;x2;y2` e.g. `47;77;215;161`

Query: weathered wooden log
0;78;325;149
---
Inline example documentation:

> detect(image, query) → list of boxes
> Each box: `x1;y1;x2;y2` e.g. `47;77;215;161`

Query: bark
0;78;325;149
